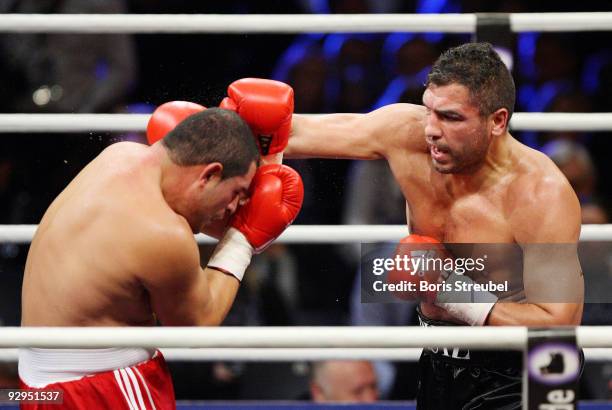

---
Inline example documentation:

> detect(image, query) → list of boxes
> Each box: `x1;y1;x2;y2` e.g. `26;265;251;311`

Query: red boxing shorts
20;351;175;410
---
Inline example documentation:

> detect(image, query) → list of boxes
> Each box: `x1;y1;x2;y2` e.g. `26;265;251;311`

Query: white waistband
19;347;155;388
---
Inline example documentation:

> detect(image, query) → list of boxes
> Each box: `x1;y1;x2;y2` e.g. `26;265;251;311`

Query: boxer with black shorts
283;42;584;409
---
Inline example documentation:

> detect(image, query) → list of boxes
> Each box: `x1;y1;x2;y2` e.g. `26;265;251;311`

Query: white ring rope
0;326;611;349
509;113;612;132
0;114;149;133
0;225;610;244
0;348;426;363
1;113;612;133
0;14;475;34
0;13;611;34
0;347;611;362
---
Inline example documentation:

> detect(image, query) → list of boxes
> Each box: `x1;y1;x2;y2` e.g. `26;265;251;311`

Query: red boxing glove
220;78;294;155
387;235;498;325
207;164;304;280
231;163;303;251
386;234;446;302
146;101;206;145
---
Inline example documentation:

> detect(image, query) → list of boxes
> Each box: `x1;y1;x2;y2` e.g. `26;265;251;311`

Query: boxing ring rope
1;224;611;243
1;113;612;133
4;326;612;364
0;12;612;33
0;326;610;348
0;327;610;364
0;347;611;363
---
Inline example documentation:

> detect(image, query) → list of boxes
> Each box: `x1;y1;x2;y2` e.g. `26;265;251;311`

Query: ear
199;162;223;185
490;108;509;137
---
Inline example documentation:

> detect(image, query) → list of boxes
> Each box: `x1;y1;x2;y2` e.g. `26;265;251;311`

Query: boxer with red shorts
20;81;301;409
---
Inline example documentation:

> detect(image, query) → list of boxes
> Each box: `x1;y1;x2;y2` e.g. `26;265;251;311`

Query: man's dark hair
426;42;516;122
162;108;259;179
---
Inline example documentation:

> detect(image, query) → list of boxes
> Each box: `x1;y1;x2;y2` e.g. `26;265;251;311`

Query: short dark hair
162;108;259;179
426;42;516;122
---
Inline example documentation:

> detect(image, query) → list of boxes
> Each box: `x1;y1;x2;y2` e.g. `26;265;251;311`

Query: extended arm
285;104;426;160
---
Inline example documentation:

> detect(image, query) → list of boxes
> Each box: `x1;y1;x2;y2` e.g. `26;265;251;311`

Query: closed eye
437;111;464;121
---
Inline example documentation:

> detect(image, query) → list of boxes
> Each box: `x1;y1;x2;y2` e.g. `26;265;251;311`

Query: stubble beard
432;134;489;175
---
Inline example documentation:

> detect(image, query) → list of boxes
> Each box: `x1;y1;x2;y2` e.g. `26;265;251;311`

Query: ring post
526;328;580;410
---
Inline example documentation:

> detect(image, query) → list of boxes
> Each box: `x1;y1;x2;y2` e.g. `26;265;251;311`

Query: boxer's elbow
156;309;223;327
194;304;228;327
487;302;582;326
155;309;201;326
198;315;225;327
533;302;583;326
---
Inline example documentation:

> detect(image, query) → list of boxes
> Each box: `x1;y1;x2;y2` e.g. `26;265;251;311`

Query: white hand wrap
207;228;254;281
434;272;498;326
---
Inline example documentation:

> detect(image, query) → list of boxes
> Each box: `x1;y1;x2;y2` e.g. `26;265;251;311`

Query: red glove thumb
146;101;206;145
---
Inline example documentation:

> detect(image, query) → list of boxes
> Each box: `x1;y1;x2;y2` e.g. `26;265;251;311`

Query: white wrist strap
207;228;253;281
434;272;498;326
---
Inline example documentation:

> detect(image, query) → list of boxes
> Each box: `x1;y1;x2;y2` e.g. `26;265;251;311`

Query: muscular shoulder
364;103;427;154
99;141;148;161
508;147;580;243
91;142;152;180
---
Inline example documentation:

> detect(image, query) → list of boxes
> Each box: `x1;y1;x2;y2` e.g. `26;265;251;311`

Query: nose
424;112;442;141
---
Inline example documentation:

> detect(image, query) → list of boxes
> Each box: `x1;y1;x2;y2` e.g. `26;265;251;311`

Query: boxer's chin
431;158;456;174
432;156;483;174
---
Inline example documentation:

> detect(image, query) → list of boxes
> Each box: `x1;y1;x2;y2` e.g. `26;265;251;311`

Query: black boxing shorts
416;305;522;410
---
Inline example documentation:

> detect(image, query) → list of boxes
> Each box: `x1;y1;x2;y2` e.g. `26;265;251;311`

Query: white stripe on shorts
125;367;148;410
134;367;157;410
114;369;136;410
120;368;141;410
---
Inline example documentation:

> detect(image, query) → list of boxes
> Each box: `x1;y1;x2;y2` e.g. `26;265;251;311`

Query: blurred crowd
0;0;611;403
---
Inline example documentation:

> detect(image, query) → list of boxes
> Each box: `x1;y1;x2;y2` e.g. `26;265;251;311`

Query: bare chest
403;178;514;243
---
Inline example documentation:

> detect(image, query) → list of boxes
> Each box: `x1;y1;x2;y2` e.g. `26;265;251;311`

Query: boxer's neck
444;130;514;194
156;144;201;216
